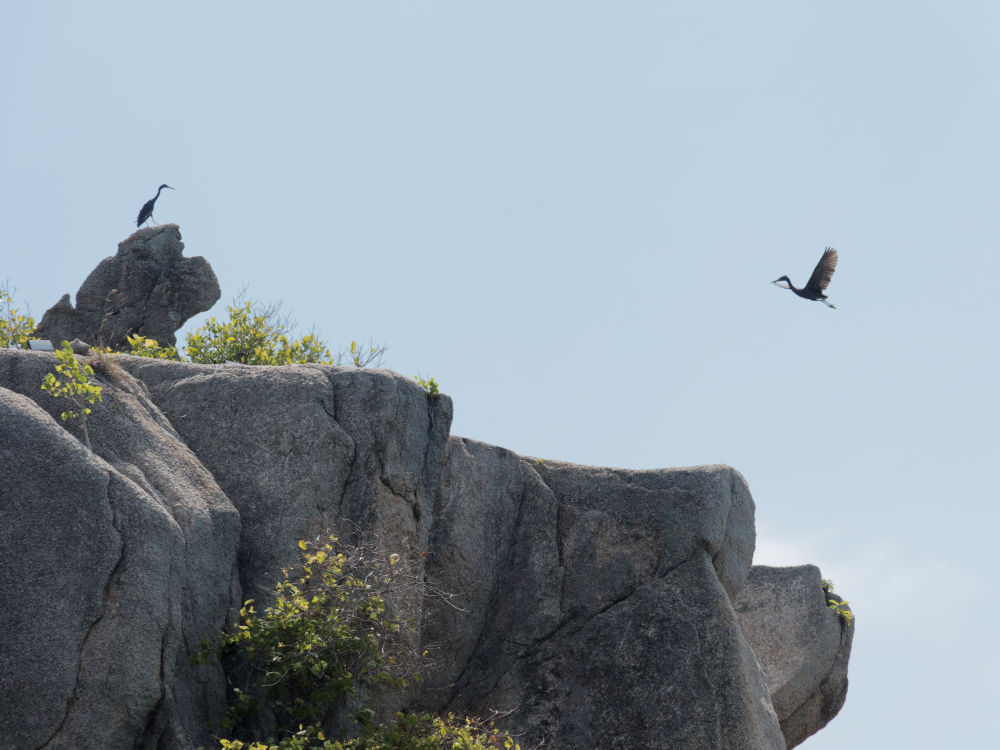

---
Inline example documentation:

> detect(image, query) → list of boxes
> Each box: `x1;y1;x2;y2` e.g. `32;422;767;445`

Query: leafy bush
197;533;509;749
216;712;521;750
197;535;429;739
4;281;390;371
0;286;35;349
40;341;103;451
821;579;854;625
413;375;440;397
185;301;333;365
126;333;181;360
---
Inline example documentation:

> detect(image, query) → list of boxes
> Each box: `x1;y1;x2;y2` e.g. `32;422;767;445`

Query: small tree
339;339;388;369
40;341;103;451
0;286;35;349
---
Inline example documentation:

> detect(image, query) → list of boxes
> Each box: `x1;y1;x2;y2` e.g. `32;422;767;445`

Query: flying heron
136;184;174;227
772;247;839;309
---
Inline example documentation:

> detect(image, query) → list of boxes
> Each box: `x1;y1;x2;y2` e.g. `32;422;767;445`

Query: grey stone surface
420;445;783;749
114;358;452;603
736;565;854;748
32;224;219;349
0;350;240;750
0;349;851;749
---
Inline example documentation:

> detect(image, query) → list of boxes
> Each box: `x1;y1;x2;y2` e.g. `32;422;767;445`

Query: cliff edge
0;352;852;749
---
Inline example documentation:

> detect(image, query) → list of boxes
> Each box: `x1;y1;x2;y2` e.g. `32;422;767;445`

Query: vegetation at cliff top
185;301;333;365
0;285;35;349
195;534;509;749
126;296;392;371
412;375;440;398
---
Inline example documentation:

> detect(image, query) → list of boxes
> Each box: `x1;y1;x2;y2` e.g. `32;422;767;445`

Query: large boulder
113;358;453;602
420;444;783;750
116;360;786;747
0;350;240;750
0;352;852;749
735;565;854;748
32;225;219;349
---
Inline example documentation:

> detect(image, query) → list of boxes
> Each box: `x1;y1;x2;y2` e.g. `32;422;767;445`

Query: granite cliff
0;229;852;749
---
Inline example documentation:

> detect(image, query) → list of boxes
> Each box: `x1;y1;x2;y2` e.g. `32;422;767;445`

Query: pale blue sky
3;3;998;747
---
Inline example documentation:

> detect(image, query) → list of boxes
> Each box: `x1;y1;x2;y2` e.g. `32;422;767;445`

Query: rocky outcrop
32;225;219;350
0;349;852;749
736;565;854;748
0;351;239;750
419;446;782;749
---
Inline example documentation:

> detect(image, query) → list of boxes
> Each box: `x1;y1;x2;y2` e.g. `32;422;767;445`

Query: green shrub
413;375;440;397
40;341;103;451
821;579;854;625
126;334;182;360
185;301;333;365
197;535;426;738
215;712;521;749
198;534;518;749
342;340;387;369
0;286;35;349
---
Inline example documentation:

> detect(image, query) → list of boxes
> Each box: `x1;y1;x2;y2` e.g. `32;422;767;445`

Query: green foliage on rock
126;334;182;360
198;534;518;749
0;286;35;349
40;341;103;450
344;339;387;369
413;375;440;397
197;535;421;738
821;579;854;625
185;301;333;365
215;713;521;750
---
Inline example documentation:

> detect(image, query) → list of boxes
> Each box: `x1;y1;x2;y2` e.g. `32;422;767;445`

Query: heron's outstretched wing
805;247;838;293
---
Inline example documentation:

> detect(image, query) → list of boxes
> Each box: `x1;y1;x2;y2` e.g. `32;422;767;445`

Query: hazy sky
3;3;998;747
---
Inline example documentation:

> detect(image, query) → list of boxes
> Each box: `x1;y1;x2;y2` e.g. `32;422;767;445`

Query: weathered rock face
112;358;453;604
419;445;783;749
735;565;854;749
0;351;240;750
32;225;220;349
0;350;852;749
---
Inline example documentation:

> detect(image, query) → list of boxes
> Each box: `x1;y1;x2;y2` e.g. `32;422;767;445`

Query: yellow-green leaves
0;287;35;349
197;534;420;738
126;334;181;360
413;375;440;397
184;302;333;365
40;341;103;451
821;579;854;626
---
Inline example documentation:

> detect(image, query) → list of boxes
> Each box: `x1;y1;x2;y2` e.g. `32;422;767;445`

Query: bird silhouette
772;247;839;309
136;184;174;227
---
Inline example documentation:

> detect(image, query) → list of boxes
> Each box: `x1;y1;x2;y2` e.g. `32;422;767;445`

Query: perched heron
136;184;174;227
772;247;839;309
